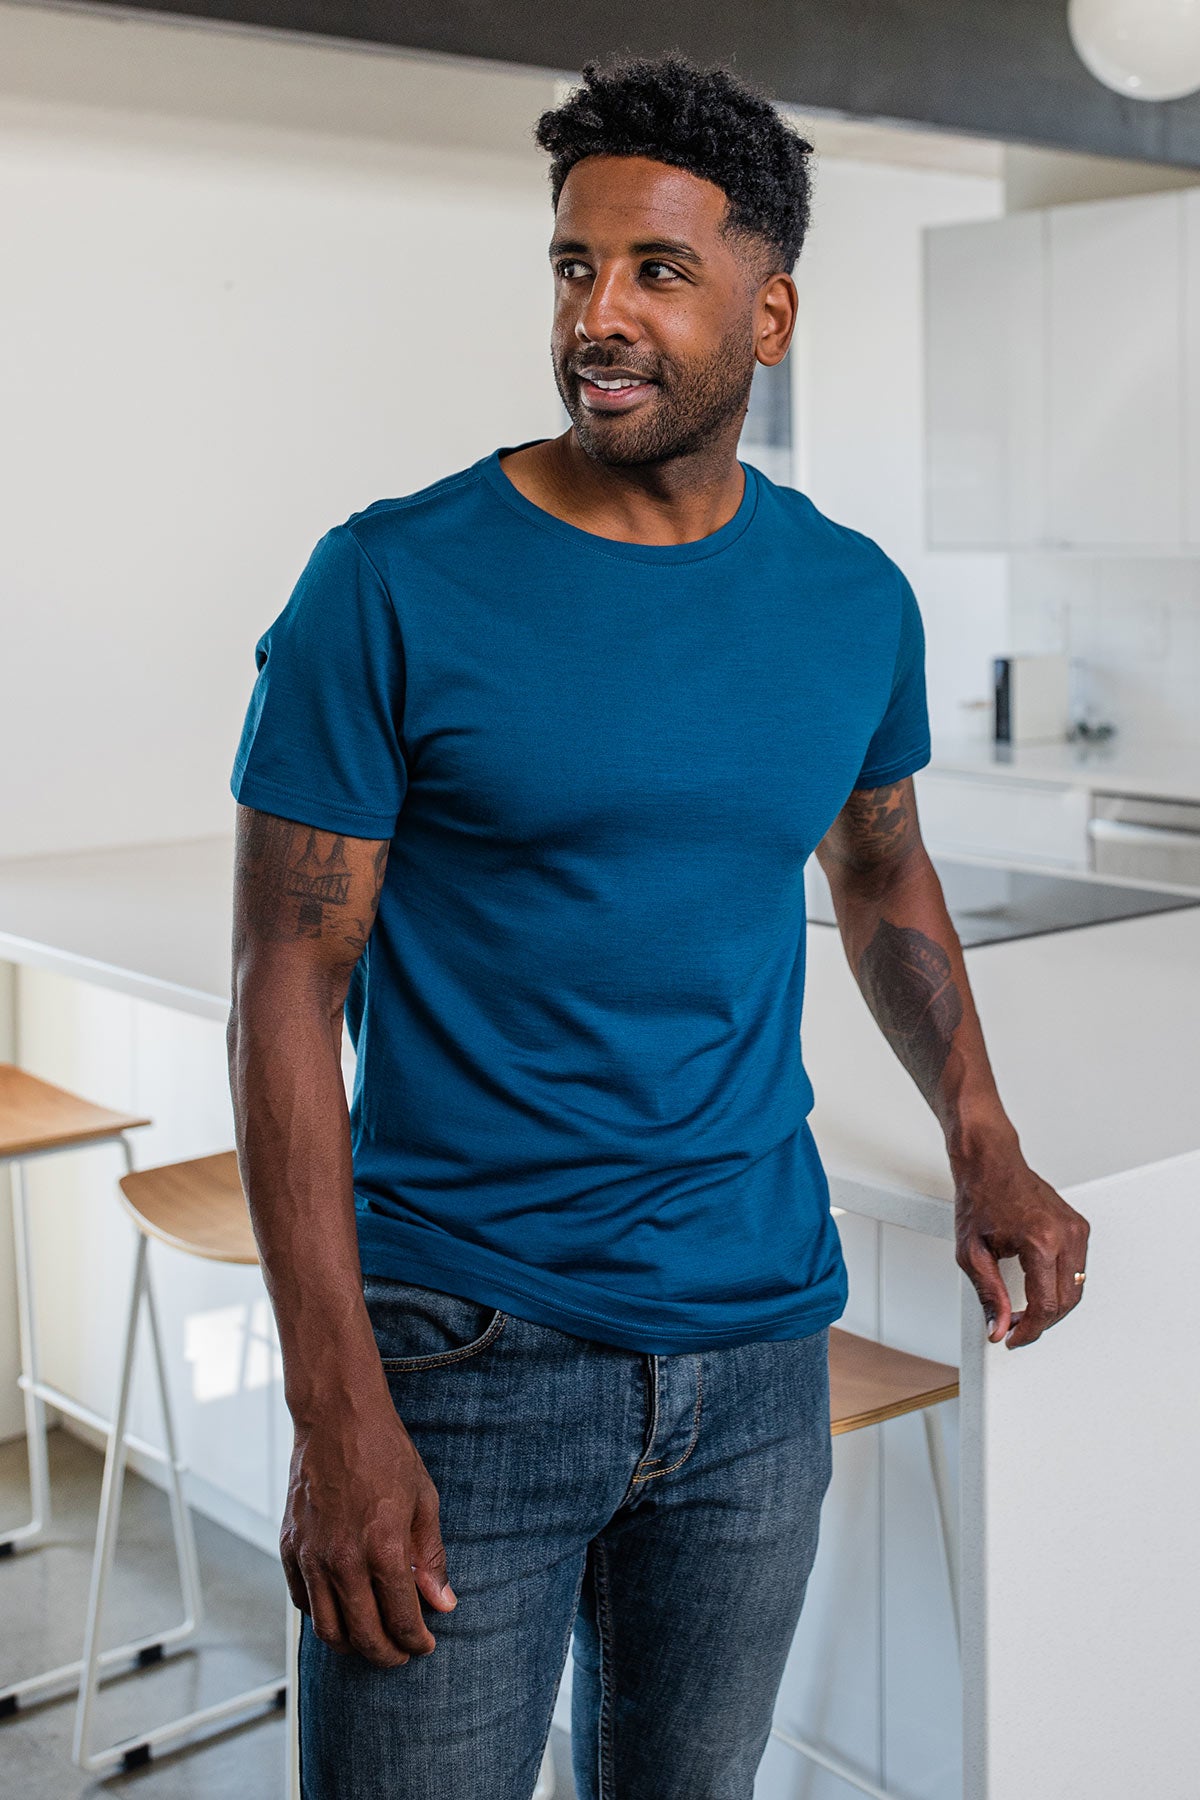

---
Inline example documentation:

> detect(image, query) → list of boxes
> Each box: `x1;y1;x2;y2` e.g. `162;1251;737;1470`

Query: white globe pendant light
1068;0;1200;100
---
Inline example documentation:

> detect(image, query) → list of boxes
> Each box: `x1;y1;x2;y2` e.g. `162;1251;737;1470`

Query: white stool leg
922;1401;960;1652
770;1721;901;1800
0;1136;208;1715
73;1222;288;1773
286;1600;301;1800
140;1240;204;1635
1;1159;53;1553
72;1229;149;1767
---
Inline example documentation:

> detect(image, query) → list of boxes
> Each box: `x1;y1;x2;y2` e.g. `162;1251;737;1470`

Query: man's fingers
373;1562;438;1657
325;1559;415;1667
298;1559;353;1656
958;1238;1012;1341
1005;1242;1061;1348
410;1493;457;1614
1056;1244;1088;1319
281;1548;309;1618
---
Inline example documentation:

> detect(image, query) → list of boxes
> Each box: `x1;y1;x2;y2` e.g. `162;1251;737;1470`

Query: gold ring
1073;1270;1087;1284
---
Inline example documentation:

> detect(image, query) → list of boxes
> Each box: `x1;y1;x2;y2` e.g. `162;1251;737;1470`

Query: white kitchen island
1;830;1198;1800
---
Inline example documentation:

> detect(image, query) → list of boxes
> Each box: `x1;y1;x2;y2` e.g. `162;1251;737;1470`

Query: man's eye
556;260;588;279
644;261;682;280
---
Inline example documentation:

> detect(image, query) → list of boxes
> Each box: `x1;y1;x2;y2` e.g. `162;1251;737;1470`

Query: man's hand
282;1399;457;1668
953;1147;1091;1349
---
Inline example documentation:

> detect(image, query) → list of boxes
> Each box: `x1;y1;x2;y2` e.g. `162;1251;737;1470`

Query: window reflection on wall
738;356;793;487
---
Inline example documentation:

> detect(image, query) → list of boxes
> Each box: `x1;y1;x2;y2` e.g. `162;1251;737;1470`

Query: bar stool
71;1149;291;1776
0;1063;151;1712
769;1326;960;1800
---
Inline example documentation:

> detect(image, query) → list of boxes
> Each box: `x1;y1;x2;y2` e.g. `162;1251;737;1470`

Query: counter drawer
913;769;1090;867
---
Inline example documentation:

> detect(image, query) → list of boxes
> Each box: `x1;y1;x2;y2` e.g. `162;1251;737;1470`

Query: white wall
789;149;1008;745
0;3;562;858
0;3;1007;866
1008;552;1200;743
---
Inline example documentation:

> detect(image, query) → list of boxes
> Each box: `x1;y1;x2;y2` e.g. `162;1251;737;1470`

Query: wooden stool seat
0;1064;150;1160
119;1151;257;1266
829;1325;959;1434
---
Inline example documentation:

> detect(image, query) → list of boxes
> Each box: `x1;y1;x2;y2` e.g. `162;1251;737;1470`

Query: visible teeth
590;376;645;390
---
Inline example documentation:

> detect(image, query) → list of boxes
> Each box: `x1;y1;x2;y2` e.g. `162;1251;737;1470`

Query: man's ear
755;271;798;366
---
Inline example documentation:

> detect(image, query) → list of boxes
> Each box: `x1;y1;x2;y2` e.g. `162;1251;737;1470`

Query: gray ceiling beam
55;0;1200;167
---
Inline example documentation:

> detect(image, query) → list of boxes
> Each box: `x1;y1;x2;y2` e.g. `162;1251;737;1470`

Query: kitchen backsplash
1007;554;1200;745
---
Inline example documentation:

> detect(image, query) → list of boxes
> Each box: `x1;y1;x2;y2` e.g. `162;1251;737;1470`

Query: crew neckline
479;439;760;565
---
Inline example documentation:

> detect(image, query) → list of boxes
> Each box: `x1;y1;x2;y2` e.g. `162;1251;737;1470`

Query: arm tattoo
287;830;351;936
856;918;964;1104
836;782;911;867
342;842;389;961
235;812;383;961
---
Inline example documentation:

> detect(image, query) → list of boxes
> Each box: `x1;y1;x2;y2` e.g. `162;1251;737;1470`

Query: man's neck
497;429;746;547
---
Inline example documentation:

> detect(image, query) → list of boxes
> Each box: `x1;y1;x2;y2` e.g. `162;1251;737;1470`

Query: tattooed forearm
856;918;964;1105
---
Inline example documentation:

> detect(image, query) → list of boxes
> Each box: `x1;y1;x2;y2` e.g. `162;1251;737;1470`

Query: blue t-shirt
231;444;931;1353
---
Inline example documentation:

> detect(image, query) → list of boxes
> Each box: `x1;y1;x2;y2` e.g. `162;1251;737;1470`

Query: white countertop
804;903;1200;1221
1;833;1196;1220
928;733;1200;803
0;835;234;1022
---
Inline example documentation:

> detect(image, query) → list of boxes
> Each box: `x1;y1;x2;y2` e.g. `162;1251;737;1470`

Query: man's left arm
815;776;1091;1349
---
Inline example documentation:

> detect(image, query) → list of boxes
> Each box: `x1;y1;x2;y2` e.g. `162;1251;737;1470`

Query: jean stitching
378;1308;507;1371
631;1356;703;1483
593;1538;617;1800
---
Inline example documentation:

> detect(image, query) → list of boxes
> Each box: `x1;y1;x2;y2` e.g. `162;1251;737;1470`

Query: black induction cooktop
804;854;1200;949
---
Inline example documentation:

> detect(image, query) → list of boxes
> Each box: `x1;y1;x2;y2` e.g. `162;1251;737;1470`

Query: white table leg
286;1599;301;1799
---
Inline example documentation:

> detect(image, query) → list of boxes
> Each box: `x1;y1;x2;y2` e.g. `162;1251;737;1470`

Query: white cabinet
914;769;1090;868
1186;193;1200;550
925;191;1191;553
1047;194;1183;549
924;212;1047;549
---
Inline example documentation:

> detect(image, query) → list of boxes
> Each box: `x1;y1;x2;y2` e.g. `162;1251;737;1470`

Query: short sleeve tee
231;445;931;1354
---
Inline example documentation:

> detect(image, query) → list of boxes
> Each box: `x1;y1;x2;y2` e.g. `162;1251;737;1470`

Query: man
227;54;1090;1800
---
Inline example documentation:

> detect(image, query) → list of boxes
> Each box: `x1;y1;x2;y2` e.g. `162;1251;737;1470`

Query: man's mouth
573;367;658;413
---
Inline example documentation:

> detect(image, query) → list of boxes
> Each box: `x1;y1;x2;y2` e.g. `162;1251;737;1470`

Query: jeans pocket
363;1274;507;1371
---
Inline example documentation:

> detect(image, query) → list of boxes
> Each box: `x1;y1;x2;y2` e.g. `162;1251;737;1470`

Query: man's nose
574;264;640;345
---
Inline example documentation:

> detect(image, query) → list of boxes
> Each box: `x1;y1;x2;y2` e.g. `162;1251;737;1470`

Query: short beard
555;318;758;467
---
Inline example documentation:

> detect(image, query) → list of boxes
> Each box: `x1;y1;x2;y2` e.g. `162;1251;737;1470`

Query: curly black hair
533;54;814;274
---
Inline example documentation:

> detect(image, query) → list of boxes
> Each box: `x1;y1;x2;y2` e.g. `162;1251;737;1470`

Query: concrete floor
0;1428;575;1797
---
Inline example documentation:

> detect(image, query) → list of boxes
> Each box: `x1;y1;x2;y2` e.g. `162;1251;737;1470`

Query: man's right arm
227;803;457;1667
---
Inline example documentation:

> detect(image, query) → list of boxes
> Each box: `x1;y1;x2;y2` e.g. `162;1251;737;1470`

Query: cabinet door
924;212;1047;548
915;770;1090;868
1047;193;1183;549
1185;192;1200;550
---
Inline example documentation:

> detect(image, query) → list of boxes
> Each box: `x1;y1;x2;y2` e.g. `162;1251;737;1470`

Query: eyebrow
549;236;705;266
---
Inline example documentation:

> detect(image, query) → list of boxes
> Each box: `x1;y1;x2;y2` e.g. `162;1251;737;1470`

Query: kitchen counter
928;731;1200;802
2;833;1198;1799
1;831;1195;1207
804;899;1200;1221
0;835;233;1023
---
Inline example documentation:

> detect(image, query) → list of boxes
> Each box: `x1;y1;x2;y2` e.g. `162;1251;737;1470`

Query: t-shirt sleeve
852;563;932;791
230;522;408;839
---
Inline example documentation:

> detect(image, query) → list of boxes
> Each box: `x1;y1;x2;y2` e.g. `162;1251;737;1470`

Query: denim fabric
298;1276;834;1800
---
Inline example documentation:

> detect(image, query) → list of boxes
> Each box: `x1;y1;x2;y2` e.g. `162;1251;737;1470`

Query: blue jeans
298;1277;834;1800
